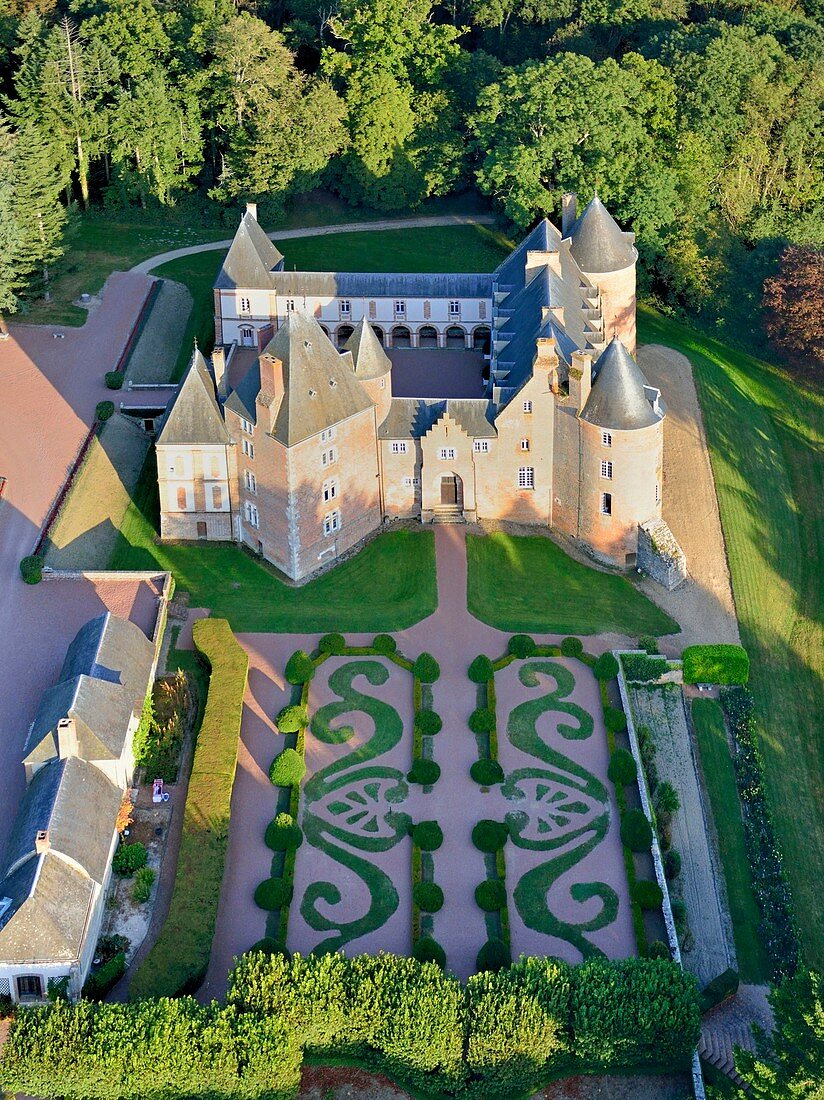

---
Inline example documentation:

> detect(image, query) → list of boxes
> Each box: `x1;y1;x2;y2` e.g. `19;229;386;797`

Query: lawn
690;698;768;981
466;532;679;637
638;304;824;968
108;451;438;633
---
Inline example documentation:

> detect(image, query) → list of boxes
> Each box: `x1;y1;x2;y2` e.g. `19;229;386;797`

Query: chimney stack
212;346;228;398
561;193;577;237
257;351;285;432
569;349;593;411
35;830;50;856
57;716;78;758
245;202;258;222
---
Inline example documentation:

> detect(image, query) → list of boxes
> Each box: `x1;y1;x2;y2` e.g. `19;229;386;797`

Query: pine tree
11;118;67;302
0;116;19;313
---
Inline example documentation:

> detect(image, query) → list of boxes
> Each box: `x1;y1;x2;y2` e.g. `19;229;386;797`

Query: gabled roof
259;313;375;447
580;338;662;430
215;210;284;290
0;854;95;964
156;347;230;446
266;271;491;298
346;318;392;381
564;195;636;274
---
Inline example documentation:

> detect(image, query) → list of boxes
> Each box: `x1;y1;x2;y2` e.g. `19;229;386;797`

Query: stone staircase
431;510;465;524
699;984;773;1089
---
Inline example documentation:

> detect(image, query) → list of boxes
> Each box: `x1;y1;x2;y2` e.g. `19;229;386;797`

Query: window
601;492;612;515
320;427;335;443
240;418;254;435
323;510;341;535
602;431;612;447
655;482;660;503
245;501;259;528
285;298;296;312
601;460;613;479
176;486;188;510
520;438;530;452
474;440;490;453
239;297;250;313
518;466;535;489
211;485;223;510
391;441;408;454
448;299;460;316
242;438;255;458
340;299;351;316
16;976;42;1000
438;447;456;460
323;478;338;502
523;400;533;413
402;476;421;487
209;456;221;479
244;469;256;494
321;447;337;468
394;300;406;316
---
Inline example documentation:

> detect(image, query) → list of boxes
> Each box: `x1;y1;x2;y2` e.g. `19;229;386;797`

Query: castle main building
157;196;675;582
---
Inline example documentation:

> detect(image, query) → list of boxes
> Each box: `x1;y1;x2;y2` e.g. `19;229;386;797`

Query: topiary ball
620;809;653;852
413;881;444;913
275;704;308;733
607;747;637;786
269;747;306;787
318;633;345;655
284;650;315;684
632;879;664;910
475;879;506;911
468;708;495;734
594;652;620;681
412;936;446;968
476;938;511;973
412;821;444;851
415;709;443;735
265;814;304;851
254;877;293;911
408;758;441;785
96;400;115;422
468;655;494;683
472;819;509;853
372;633;397;655
19;555;43;585
470;759;504;786
414;652;440;683
604;706;627;733
560;637;584;658
248;937;290;959
104;371;124;390
507;634;536;659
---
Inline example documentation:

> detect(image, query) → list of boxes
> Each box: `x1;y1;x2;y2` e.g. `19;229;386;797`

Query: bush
607;748;637;786
468;707;495;734
475;879;506;912
132;867;156;904
561;636;584;658
104;370;124;389
507;634;536;658
648;940;670;960
318;633;345;654
604;705;628;733
371;633;397;655
663;849;682;880
265;813;303;851
632;879;664;911
413;652;440;683
468;654;494;683
275;704;308;733
620;810;653;852
699;969;739;1013
254;877;294;911
95;400;114;422
472;820;509;853
284;649;315;684
413;882;444;913
683;644;749;686
621;653;668;682
112;842;148;877
269;747;306;787
415;709;443;735
656;781;681;817
248;938;290;958
470;758;504;786
407;758;441;785
412;936;446;968
638;635;659;655
19;555;42;585
82;953;126;1000
412;821;443;851
593;652;620;681
476;939;511;973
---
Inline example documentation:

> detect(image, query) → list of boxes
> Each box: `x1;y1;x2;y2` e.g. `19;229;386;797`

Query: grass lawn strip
129;618;248;998
467;533;679;637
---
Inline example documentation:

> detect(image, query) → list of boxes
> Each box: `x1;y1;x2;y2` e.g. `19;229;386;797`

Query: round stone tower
345;318;393;426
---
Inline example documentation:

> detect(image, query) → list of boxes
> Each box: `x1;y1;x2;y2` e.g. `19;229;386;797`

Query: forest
0;0;821;352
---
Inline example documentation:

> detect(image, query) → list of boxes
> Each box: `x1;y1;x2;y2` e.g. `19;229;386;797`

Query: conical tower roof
157;346;230;445
215;210;284;289
580;337;661;430
345;318;392;381
565;194;635;274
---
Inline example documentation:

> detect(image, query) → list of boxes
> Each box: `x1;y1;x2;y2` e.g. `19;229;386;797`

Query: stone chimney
245;202;258;221
257;351;285;432
534;336;560;393
562;193;577;237
525;249;560;284
569;349;593;411
35;830;50;856
212;346;228;398
56;716;78;758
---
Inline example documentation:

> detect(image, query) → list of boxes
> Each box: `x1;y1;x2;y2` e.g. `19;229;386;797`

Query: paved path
130;214;498;274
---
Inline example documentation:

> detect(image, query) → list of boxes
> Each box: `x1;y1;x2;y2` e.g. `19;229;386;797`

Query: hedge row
683;644;749;685
129;618;249;1000
619;653;669;683
721;687;798;980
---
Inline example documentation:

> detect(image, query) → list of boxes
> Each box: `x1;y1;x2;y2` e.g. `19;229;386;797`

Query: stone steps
699;1018;757;1089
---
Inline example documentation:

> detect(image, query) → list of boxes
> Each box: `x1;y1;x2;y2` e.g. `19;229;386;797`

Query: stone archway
418;325;438;348
337;324;354;348
392;325;412;348
473;326;491;353
446;326;467;349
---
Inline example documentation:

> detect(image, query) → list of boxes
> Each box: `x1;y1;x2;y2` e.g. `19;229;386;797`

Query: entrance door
440;476;458;506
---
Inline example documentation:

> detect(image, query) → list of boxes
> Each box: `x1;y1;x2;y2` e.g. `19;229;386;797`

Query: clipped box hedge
682;644;749;685
129;618;249;1000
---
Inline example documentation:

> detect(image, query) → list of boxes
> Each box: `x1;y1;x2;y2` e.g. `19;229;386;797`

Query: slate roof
156;347;230;447
346;318;392;380
266;271;491;299
378;397;496;440
564;195;636;274
214;211;285;290
224;360;260;425
0;855;94;965
580;338;663;430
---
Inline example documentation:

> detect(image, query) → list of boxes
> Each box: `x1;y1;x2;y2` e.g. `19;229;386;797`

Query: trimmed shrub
248;937;290;958
265;813;303;852
560;636;584;658
683;644;749;686
371;633;397;655
638;635;660;655
475;879;506;912
655;781;681;817
699;968;739;1013
112;842;148;877
507;634;536;659
468;654;494;683
632;879;664;911
132;866;156;904
604;706;628;733
648;940;671;960
407;758;441;785
593;652;620;681
82;952;126;1000
95;400;114;421
415;709;443;735
275;704;308;733
470;758;504;786
468;707;495;734
318;633;346;654
284;650;315;684
269;747;306;787
413;882;444;913
472;820;509;853
412;821;443;851
476;938;511;973
254;877;294;911
607;748;637;786
413;652;440;683
19;555;43;585
412;936;446;968
663;849;682;880
620;810;653;852
621;653;668;682
104;370;124;390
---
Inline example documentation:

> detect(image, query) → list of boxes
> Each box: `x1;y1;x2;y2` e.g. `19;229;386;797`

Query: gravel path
124;279;193;384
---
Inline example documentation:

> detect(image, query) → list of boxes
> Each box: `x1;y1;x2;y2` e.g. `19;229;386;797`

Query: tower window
601;492;612;515
321;447;337;468
242;438;254;458
323;510;341;535
601;460;613;479
518;466;534;489
439;447;456;460
323;478;338;502
320;427;335;443
523;400;533;413
655;482;660;503
245;501;259;528
520;438;530;452
602;431;612;447
474;440;489;453
391;442;408;454
244;470;256;494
